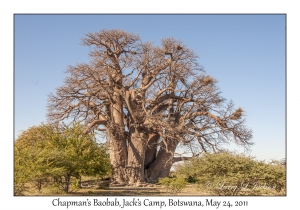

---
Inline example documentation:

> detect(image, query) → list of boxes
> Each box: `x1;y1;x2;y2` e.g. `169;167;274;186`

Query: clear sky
14;14;286;161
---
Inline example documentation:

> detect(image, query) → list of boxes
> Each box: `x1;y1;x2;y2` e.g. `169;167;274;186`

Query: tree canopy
14;123;111;194
47;29;253;185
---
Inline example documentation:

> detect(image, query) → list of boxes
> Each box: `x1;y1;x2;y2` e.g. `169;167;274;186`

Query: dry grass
21;183;285;196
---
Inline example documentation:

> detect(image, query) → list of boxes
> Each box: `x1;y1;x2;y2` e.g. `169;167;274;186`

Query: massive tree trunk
126;125;148;184
109;90;128;185
145;138;179;183
110;128;178;185
110;89;180;185
108;129;127;184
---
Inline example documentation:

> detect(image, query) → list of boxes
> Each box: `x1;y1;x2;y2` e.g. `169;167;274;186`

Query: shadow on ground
69;189;166;196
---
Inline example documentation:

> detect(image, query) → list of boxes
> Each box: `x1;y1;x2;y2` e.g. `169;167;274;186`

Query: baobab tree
47;29;253;186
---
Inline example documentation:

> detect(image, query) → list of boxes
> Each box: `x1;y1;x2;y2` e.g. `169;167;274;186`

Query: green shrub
158;177;186;195
70;179;81;191
174;152;286;196
41;183;65;195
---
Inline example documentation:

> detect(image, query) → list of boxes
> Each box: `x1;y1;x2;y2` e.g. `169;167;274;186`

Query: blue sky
14;14;286;161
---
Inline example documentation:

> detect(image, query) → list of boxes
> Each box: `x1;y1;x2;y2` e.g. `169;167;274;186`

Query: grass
21;183;285;196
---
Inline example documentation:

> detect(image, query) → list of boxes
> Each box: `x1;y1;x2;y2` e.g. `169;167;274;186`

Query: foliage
39;182;65;195
14;125;66;195
174;152;286;195
14;123;112;195
158;177;187;195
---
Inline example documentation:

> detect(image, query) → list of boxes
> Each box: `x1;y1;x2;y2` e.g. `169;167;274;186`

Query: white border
1;0;298;209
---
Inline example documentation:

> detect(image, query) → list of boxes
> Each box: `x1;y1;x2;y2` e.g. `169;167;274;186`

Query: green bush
14;122;112;194
41;183;65;195
158;177;187;195
174;152;286;195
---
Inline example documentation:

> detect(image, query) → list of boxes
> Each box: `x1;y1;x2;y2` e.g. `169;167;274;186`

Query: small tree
14;123;111;194
14;125;66;195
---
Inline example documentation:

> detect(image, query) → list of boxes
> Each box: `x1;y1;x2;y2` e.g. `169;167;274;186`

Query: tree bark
126;125;148;185
145;138;179;183
63;174;71;193
108;130;127;184
144;133;160;169
109;91;128;185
